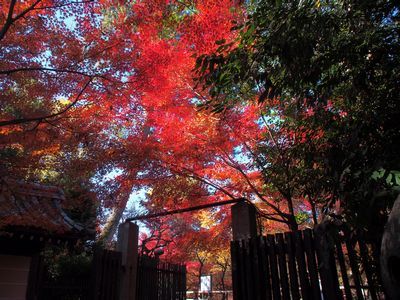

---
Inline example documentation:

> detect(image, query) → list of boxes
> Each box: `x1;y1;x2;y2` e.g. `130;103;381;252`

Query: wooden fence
29;248;121;300
91;248;122;300
30;249;186;300
231;228;384;300
136;254;187;300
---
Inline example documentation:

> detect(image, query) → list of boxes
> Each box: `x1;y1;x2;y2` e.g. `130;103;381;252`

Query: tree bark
286;195;299;231
381;194;400;299
97;196;129;246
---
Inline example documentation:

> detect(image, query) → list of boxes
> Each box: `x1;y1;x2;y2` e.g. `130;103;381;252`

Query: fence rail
231;228;384;300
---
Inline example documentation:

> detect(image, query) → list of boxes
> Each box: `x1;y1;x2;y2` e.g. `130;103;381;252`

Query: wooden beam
126;198;246;222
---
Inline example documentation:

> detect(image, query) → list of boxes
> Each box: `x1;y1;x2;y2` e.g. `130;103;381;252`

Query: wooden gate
136;255;186;300
91;248;122;300
231;228;384;300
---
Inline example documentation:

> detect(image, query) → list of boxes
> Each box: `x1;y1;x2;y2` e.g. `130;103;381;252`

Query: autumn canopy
1;0;399;288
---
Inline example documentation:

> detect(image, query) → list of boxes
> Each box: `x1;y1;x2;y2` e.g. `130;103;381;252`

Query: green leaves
193;0;400;233
371;168;386;180
371;169;400;187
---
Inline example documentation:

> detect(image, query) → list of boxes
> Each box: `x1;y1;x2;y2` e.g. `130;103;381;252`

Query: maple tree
1;0;324;264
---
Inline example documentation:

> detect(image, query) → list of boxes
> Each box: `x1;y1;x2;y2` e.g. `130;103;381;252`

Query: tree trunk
97;196;129;246
287;214;299;231
381;194;400;299
220;267;227;300
310;198;318;226
287;196;298;231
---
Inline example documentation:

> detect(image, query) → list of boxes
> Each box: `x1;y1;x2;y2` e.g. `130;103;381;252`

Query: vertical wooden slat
93;248;102;300
167;263;170;300
345;238;364;299
177;265;181;300
116;251;122;300
294;230;311;300
110;250;120;300
156;259;160;300
178;265;182;300
96;250;102;300
26;253;44;300
182;265;186;300
180;264;182;300
106;251;112;299
303;229;322;300
335;237;353;300
251;237;262;300
285;232;300;300
358;236;378;300
267;234;281;300
183;265;186;300
244;239;255;300
329;246;342;300
172;265;176;300
136;256;141;299
370;239;384;290
102;250;107;300
276;233;290;300
110;250;116;299
106;250;112;300
102;250;108;300
328;239;343;300
149;256;153;300
101;250;106;300
109;252;115;299
314;230;342;300
112;250;118;299
262;236;273;300
169;263;173;300
239;240;248;299
257;236;270;300
231;240;242;300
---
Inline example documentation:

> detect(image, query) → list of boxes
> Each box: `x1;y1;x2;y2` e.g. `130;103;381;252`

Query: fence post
231;200;257;300
231;200;257;241
117;221;139;300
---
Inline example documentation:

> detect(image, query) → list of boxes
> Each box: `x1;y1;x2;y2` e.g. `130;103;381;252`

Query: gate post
231;200;257;241
117;221;139;300
231;200;257;300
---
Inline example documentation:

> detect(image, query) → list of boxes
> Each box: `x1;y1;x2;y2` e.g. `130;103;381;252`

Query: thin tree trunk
288;215;299;231
287;195;298;231
220;267;227;300
311;200;318;226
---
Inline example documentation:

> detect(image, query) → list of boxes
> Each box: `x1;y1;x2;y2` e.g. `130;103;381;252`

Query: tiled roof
0;178;92;237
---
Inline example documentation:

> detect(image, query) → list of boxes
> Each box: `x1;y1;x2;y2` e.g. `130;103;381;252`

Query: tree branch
216;147;287;219
0;67;109;80
0;0;42;42
0;77;92;127
32;0;94;11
